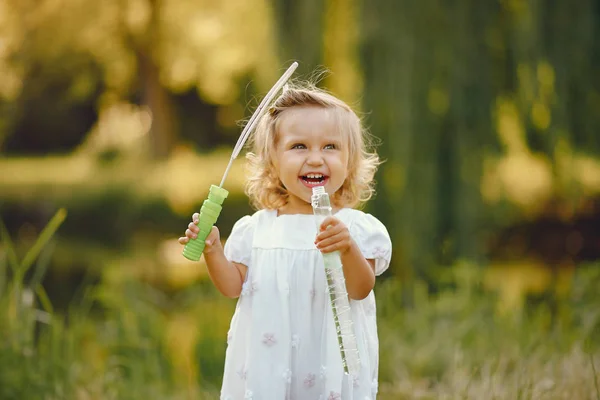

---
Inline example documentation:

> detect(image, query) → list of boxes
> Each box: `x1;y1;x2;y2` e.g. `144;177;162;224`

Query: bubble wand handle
183;62;298;261
182;185;229;261
311;186;361;376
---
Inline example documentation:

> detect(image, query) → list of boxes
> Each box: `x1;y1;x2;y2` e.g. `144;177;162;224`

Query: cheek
283;153;303;167
328;153;348;168
277;156;300;178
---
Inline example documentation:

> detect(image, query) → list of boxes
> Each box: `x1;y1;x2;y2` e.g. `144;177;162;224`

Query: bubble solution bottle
311;185;360;376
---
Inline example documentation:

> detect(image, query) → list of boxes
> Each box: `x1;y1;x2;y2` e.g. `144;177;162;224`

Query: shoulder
341;208;388;232
229;209;273;232
343;208;392;275
343;208;391;251
235;208;271;223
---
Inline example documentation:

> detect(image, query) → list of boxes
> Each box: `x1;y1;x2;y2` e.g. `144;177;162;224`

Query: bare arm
179;216;247;298
339;243;376;300
315;217;376;300
203;240;247;298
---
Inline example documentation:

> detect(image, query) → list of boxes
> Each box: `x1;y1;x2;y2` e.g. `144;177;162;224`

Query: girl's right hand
178;213;221;253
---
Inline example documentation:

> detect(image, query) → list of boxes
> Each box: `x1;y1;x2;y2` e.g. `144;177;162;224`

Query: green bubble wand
182;62;299;261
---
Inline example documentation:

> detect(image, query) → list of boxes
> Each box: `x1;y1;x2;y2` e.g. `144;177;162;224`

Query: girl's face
274;105;349;213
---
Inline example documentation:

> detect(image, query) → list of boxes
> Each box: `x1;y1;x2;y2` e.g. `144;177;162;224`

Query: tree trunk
359;0;423;294
127;0;178;160
447;0;495;264
137;48;178;160
360;0;496;288
271;0;326;74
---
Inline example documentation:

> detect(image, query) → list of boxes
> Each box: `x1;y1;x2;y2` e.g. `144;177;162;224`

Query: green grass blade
0;217;20;273
29;240;55;290
19;208;67;276
67;268;97;319
36;285;54;315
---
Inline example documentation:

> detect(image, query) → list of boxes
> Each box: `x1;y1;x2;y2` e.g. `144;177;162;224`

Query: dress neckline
270;208;349;219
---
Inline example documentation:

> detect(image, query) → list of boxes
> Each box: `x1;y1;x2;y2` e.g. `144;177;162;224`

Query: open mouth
300;173;329;188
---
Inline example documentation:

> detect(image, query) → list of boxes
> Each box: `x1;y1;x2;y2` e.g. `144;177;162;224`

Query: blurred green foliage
1;214;599;398
1;0;598;279
1;0;600;397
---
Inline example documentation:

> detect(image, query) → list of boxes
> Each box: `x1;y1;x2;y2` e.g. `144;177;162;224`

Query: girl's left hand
314;216;353;254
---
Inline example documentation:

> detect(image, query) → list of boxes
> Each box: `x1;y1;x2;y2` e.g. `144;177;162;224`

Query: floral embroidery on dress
219;209;387;399
291;334;300;348
372;246;388;260
327;391;342;400
282;368;292;383
303;372;316;388
320;365;327;379
241;280;258;296
262;332;277;346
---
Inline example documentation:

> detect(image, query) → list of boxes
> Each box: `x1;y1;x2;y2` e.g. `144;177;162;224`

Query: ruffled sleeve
223;215;255;267
349;212;392;276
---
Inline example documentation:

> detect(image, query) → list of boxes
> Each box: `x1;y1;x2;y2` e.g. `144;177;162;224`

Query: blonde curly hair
245;83;382;210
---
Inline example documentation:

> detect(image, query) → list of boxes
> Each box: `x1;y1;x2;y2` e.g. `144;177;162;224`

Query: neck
277;201;343;216
277;202;313;216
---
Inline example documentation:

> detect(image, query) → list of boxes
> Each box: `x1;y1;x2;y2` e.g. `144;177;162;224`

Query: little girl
179;84;392;400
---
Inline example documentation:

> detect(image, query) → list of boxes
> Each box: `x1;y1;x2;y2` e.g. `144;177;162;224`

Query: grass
1;210;599;399
375;264;600;399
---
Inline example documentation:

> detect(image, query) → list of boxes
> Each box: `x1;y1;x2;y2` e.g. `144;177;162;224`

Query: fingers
180;215;220;252
315;231;351;253
185;228;197;239
319;216;339;232
204;226;219;245
203;226;222;254
315;217;351;254
316;221;345;241
182;214;200;241
188;221;199;234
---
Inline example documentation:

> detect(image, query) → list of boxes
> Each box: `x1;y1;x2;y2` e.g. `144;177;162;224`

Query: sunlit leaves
76;102;152;157
323;0;362;105
0;0;279;104
496;97;527;154
159;0;279;103
0;0;25;101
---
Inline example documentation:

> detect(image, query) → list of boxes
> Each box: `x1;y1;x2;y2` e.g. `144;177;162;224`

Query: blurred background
1;0;599;398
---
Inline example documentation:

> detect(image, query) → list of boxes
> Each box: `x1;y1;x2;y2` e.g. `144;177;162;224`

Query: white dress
220;208;392;400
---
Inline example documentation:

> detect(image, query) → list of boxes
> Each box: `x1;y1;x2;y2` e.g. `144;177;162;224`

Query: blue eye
324;144;336;150
291;144;306;149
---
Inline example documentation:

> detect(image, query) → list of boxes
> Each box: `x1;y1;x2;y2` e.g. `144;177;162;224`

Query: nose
306;149;324;166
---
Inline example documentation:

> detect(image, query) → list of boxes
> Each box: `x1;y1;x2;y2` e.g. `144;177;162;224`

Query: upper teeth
306;174;323;179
